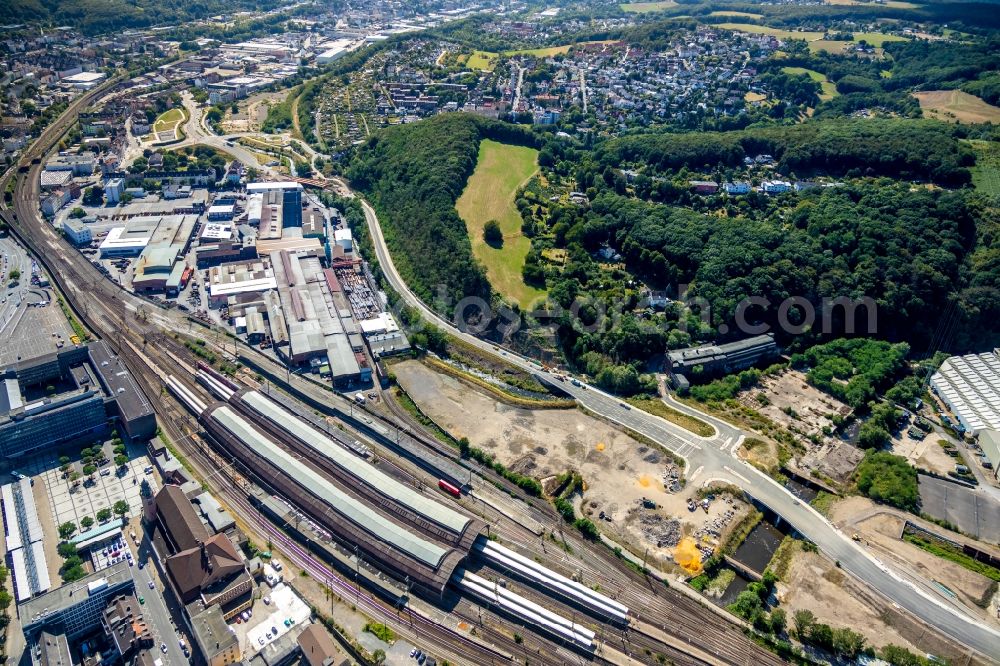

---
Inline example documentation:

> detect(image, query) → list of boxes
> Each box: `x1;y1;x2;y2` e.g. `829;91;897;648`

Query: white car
160;643;167;653
148;580;155;589
262;596;271;605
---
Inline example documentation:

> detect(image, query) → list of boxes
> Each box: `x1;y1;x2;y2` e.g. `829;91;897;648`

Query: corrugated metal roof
243;391;470;533
212;406;448;567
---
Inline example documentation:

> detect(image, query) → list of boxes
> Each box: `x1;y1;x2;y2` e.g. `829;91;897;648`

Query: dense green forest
601;120;976;185
347;109;1000;393
0;0;285;34
345;113;538;313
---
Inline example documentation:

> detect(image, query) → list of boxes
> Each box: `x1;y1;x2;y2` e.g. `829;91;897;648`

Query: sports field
914;90;1000;124
620;1;678;12
781;66;839;101
456;140;545;308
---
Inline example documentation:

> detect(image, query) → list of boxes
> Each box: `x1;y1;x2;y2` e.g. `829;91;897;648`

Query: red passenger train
438;479;461;498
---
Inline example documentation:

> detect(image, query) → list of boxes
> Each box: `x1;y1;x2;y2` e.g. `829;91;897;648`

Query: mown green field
967;140;1000;197
464;41;619;70
456;140;545;308
708;10;764;19
714;23;825;41
620;0;678;12
153;107;185;131
781;66;839;101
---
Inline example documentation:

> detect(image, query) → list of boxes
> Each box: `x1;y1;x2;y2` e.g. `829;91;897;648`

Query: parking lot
918;475;1000;543
90;535;134;571
23;442;158;531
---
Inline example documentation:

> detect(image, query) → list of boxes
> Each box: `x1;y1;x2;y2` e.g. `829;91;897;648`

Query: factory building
208;259;278;309
247;182;302;229
667;333;780;390
131;245;186;295
930;349;1000;435
271;251;368;387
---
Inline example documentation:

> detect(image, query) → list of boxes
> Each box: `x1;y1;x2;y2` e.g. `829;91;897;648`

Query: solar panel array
930;350;1000;434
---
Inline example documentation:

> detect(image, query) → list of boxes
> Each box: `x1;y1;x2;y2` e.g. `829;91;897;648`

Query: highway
357;197;1000;661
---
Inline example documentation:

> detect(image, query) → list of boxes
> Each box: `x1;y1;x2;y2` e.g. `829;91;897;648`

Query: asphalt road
358;197;1000;661
130;548;186;666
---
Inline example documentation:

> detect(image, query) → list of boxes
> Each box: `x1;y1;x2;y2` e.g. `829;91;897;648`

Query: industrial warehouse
164;366;628;649
56;168;408;391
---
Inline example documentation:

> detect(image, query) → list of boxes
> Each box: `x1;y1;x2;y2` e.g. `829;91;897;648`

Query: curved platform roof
241;390;471;534
212;405;448;568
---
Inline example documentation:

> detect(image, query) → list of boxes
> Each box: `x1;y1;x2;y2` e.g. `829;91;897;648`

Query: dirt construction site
738;369;862;483
393;359;753;573
828;496;1000;625
775;542;987;663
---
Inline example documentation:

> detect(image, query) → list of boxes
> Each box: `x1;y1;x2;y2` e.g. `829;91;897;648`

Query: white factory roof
63;71;106;84
100;226;152;252
247;181;304;193
359;312;399;335
201;222;234;240
930;349;1000;434
208;204;235;216
210;275;278;297
247;193;263;223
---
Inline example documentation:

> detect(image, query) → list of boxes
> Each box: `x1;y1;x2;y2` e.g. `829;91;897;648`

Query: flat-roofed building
132;244;185;295
62;71;106;89
87;340;156;441
208;260;278;308
187;602;240;666
247;181;301;229
62;218;92;246
1;347;108;460
667;333;780;390
20;561;134;642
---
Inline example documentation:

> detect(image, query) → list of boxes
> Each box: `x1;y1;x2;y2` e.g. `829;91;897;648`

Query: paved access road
356;195;1000;661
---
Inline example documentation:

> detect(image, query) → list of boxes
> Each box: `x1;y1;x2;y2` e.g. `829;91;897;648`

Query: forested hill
0;0;284;34
346;113;538;314
601;119;975;186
